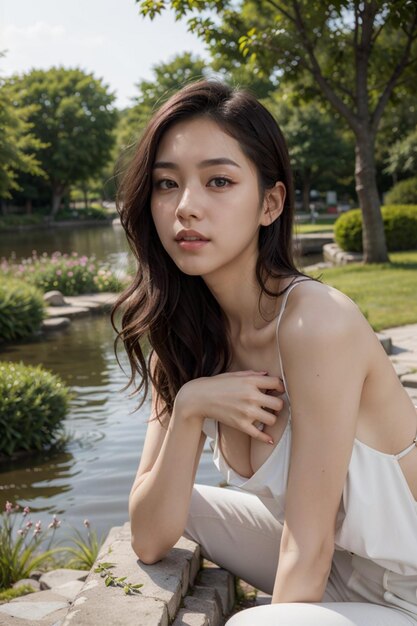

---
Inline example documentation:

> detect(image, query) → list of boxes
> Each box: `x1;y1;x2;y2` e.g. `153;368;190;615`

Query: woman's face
150;116;269;281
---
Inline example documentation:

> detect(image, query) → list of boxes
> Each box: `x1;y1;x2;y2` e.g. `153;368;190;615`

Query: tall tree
267;95;354;211
138;0;417;263
0;76;44;206
114;52;210;187
6;68;117;217
118;52;209;150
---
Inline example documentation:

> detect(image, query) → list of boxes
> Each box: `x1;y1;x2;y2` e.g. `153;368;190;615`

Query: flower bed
0;251;127;296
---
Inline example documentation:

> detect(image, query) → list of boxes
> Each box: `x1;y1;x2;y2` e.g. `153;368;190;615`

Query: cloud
4;21;65;41
2;21;105;75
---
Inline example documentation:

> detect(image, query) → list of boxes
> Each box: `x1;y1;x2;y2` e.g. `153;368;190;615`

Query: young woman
112;80;417;625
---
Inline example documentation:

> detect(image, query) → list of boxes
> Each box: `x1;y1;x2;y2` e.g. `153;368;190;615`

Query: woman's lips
177;239;209;250
175;230;210;251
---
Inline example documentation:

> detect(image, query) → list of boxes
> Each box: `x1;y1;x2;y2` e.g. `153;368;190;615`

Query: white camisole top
202;279;417;576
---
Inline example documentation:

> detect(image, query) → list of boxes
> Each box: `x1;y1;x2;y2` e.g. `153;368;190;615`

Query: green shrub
0;215;43;231
0;279;45;342
0;362;70;457
334;205;417;252
1;251;127;296
334;209;363;252
55;204;111;221
385;177;417;205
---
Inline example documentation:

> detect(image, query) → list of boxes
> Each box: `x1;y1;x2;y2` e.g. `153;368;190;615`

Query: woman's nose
175;188;201;220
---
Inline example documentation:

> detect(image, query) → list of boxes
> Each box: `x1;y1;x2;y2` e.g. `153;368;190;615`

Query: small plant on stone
63;519;106;570
94;561;143;595
0;501;65;590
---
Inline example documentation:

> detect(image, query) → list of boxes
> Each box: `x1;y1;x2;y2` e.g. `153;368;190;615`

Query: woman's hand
174;371;285;445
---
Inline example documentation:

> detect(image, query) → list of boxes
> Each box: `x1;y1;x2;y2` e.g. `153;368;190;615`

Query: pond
0;224;319;544
0;225;224;544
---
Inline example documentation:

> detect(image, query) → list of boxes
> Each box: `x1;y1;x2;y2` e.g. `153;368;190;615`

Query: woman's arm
272;287;369;603
129;378;206;564
130;364;284;563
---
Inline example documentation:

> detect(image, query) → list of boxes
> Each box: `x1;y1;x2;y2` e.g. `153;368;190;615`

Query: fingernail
268;439;274;445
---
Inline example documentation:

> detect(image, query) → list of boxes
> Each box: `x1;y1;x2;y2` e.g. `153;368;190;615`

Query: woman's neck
203;262;287;344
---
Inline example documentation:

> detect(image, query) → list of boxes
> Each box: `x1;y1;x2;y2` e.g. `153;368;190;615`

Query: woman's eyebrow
153;157;241;170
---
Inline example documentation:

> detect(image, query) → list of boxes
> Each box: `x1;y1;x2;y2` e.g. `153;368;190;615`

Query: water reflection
0;224;315;542
0;225;129;264
0;315;222;542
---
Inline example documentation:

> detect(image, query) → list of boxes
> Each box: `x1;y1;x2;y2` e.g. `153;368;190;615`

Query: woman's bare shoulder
281;279;371;347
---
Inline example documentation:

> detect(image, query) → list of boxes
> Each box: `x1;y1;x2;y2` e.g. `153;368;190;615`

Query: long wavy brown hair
111;80;310;420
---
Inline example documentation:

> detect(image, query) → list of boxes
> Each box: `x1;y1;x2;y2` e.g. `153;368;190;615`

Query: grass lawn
294;223;335;234
294;216;338;235
305;250;417;331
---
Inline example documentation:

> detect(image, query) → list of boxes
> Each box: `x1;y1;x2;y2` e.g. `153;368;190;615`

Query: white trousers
185;485;417;625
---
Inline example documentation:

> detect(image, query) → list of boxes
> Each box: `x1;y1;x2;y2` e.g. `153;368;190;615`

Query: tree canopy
0;74;44;201
5;67;117;216
138;0;417;262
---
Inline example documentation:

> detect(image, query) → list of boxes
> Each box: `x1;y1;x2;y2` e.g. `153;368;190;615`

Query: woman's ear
260;182;286;226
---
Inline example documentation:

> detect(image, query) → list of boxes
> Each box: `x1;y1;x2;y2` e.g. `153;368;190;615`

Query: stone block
51;579;85;601
402;373;417;388
393;363;414;378
12;578;41;592
376;333;392;355
46;306;90;318
0;591;69;621
97;537;183;617
184;586;222;626
70;530;199;621
41;317;71;331
0;604;68;625
64;297;103;311
255;591;272;606
197;568;235;614
44;291;66;306
172;609;209;626
62;589;168;626
39;568;88;591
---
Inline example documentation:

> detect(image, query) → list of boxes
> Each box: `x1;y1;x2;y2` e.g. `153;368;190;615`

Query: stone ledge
58;523;235;626
323;242;363;265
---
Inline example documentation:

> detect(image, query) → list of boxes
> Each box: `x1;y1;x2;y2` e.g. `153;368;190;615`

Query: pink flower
23;506;30;517
68;271;74;277
26;520;33;529
5;501;13;514
48;515;61;529
56;270;62;276
83;519;90;528
17;529;26;537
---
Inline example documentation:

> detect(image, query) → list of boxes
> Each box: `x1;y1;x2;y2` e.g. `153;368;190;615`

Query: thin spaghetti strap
275;278;310;401
395;431;417;460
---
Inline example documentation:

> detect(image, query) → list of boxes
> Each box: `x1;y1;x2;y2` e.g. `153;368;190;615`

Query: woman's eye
155;179;177;190
208;177;232;188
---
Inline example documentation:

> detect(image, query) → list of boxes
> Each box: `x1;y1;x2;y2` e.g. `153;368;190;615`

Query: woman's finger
257;392;284;413
252;375;285;392
248;425;274;445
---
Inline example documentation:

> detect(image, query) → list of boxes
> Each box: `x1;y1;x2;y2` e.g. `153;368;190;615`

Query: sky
0;0;210;108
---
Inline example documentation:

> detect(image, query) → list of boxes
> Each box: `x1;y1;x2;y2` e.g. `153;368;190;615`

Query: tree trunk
354;129;389;263
302;170;311;214
50;184;65;218
82;184;89;210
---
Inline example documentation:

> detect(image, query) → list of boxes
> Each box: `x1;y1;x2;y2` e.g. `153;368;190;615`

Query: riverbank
41;291;119;332
1;324;416;625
